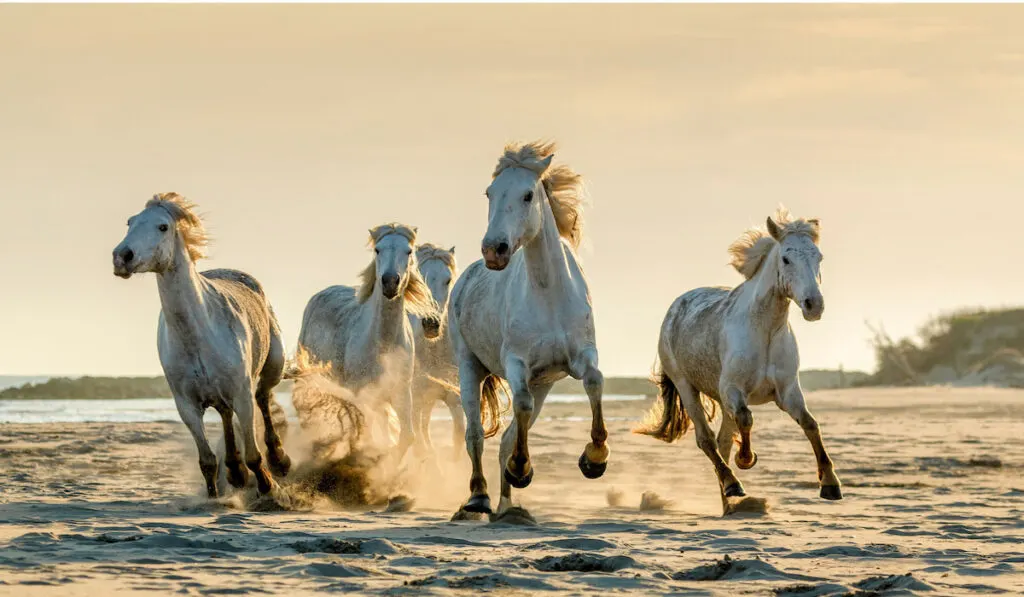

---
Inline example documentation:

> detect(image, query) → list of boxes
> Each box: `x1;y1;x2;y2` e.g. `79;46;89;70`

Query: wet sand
1;387;1021;596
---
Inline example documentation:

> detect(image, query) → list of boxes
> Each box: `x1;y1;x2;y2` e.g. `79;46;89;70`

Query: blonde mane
145;192;209;262
415;243;457;275
493;141;586;249
356;223;438;318
728;206;821;280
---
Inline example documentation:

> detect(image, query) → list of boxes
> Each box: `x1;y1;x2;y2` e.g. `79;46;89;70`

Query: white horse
447;141;609;516
635;207;842;515
409;244;466;461
112;193;290;498
297;223;440;464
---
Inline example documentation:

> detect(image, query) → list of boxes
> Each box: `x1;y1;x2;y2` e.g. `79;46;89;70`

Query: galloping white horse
636;207;842;514
409;244;465;461
112;193;291;498
448;141;609;516
297;223;440;463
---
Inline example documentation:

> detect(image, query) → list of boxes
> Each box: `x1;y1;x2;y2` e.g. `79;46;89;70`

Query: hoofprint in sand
1;388;1021;596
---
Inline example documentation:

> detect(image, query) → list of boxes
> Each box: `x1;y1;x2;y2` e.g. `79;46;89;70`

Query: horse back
661;286;732;397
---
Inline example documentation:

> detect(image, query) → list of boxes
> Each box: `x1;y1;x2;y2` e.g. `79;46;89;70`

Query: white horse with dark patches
635;207;842;515
409;244;466;461
112;193;291;498
448;141;609;517
297;223;441;464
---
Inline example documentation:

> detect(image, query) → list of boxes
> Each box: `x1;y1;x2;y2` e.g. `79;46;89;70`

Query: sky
1;5;1022;377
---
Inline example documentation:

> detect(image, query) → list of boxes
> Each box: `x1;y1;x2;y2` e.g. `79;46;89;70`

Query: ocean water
0;393;646;425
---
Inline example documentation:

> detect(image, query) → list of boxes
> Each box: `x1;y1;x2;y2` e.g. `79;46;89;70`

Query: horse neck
521;193;573;292
369;285;407;348
745;245;791;333
156;240;211;346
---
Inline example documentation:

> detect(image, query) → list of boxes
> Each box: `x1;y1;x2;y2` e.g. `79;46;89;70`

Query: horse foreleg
724;386;757;470
575;351;609;479
679;379;744;503
498;382;551;513
235;391;274;495
392;384;418;463
779;384;842;500
717;414;738;464
502;359;534;490
216;407;249;490
175;396;218;498
458;358;491;513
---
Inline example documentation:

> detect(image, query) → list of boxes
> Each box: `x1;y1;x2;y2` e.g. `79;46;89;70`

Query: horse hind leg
236;389;275;495
255;329;291;477
217;407;250;489
445;391;466;463
678;377;745;502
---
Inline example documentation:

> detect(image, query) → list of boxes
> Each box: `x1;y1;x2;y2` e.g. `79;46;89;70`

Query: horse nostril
496;242;509;255
123;249;134;263
803;298;814;311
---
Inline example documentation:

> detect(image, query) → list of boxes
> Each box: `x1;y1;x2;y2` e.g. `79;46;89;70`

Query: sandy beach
1;387;1021;596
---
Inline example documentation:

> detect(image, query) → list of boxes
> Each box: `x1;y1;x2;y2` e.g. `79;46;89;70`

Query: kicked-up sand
0;387;1021;595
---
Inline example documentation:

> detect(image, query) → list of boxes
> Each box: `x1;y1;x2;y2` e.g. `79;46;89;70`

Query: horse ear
448;246;456;254
539;154;554;171
766;217;783;241
808;218;820;228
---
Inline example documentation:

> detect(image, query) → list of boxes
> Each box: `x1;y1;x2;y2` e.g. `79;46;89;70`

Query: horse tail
633;362;690;442
425;370;507;439
480;374;509;439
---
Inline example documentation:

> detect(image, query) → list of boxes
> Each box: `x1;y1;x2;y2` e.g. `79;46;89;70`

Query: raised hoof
820;484;843;501
226;465;250;489
504;465;534;489
578;453;608;479
462;494;493;514
723;482;746;498
735;451;758;470
269;453;292;478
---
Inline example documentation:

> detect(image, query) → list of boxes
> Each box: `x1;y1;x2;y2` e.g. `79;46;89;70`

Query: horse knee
696;434;717;455
798;411;819;432
736;406;753;430
583;367;603;395
512;392;534;416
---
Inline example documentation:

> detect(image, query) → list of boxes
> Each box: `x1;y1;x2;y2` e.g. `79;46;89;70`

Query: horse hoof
227;466;249;489
462;494;492;514
820;484;843;501
735;451;758;470
504;465;534;489
270;453;292;478
724;482;746;498
578;453;608;479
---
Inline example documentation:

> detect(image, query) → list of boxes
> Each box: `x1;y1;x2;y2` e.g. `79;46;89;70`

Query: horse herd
111;140;841;517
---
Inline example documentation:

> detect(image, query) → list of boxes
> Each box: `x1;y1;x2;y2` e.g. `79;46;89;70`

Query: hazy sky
2;5;1023;377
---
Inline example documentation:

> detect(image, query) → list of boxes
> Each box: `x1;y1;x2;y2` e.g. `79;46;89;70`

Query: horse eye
524;191;533;203
158;224;169;232
375;249;380;254
406;250;412;256
782;256;791;265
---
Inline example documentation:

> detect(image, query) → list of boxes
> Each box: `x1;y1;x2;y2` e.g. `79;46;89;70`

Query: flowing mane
493;141;586;249
415;243;457;274
356;223;437;317
727;206;821;280
145;192;209;262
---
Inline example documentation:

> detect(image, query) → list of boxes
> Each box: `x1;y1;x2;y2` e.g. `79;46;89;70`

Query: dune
0;387;1021;595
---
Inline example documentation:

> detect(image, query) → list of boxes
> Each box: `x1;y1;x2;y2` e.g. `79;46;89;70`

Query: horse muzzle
112;247;135;279
482;240;513;271
380;273;401;299
422;316;442;340
800;295;825;321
